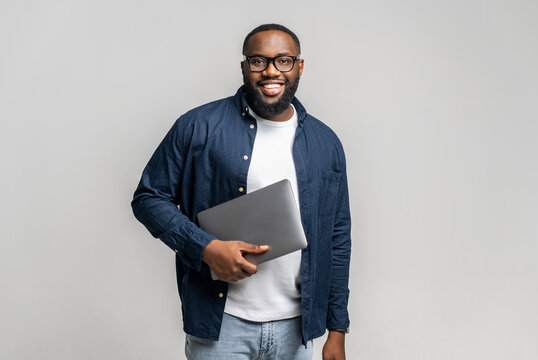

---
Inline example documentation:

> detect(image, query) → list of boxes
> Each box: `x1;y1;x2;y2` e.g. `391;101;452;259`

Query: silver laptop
197;179;307;278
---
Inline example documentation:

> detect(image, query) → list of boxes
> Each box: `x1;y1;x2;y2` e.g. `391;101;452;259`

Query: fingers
202;240;269;282
237;242;268;275
240;242;269;254
216;263;256;283
238;258;258;275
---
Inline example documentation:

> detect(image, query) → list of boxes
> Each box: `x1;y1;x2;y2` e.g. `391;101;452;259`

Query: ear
241;61;246;76
298;59;304;77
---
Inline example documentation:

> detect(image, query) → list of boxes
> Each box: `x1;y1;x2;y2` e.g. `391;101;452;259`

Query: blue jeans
185;313;313;360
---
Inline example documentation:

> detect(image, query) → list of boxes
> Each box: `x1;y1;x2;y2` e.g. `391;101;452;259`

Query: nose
262;60;280;77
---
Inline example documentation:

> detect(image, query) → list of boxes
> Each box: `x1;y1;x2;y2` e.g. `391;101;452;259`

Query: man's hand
322;330;346;360
201;239;269;282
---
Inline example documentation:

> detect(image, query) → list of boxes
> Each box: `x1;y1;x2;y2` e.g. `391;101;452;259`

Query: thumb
241;243;269;254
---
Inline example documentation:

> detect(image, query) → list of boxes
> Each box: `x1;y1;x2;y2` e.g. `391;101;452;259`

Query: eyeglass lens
248;56;295;72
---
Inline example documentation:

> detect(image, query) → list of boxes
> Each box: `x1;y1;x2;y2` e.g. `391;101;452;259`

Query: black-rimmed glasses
243;55;300;72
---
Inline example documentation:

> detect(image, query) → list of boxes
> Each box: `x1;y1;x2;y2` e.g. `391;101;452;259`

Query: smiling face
242;30;304;121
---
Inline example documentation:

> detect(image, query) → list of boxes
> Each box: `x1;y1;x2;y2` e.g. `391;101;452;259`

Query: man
132;24;351;360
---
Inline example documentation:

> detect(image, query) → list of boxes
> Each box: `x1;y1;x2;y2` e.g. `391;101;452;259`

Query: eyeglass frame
242;54;301;73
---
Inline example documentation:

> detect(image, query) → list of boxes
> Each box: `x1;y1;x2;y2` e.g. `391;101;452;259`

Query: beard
243;75;300;119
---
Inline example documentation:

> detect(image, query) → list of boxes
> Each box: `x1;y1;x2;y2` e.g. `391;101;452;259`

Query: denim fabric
185;313;313;360
131;86;351;344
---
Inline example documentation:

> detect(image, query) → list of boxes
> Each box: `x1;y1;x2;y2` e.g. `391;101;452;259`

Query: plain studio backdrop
1;0;537;359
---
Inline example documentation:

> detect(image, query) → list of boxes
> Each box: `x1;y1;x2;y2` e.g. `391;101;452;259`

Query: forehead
244;30;299;56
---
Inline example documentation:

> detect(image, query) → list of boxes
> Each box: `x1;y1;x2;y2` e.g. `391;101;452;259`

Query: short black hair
242;23;301;55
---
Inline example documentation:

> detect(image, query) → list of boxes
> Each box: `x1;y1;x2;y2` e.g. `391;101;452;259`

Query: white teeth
262;84;282;89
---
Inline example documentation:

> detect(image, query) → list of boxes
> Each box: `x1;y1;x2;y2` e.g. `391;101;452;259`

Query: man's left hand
322;330;346;360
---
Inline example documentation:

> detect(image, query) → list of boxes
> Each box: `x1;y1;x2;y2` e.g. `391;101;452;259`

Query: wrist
327;330;346;343
201;239;219;264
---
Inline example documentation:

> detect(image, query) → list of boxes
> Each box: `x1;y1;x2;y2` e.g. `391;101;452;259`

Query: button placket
239;108;254;197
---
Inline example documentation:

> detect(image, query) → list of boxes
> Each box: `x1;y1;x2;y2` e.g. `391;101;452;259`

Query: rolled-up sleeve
326;159;352;330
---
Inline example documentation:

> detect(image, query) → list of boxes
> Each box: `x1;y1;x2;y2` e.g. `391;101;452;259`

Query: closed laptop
197;179;308;268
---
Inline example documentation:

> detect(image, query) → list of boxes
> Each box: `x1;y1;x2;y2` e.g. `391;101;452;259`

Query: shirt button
239;187;244;192
250;124;255;129
243;155;248;160
218;293;224;298
241;112;246;116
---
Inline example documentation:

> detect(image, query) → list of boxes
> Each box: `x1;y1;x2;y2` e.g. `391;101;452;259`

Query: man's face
242;30;303;120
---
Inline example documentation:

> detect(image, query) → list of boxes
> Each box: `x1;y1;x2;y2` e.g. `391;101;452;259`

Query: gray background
1;0;537;359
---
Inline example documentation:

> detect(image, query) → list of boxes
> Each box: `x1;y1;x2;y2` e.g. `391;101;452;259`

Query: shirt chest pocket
318;170;341;217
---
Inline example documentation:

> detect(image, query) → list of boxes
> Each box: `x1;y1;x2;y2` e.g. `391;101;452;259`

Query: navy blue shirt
132;87;351;343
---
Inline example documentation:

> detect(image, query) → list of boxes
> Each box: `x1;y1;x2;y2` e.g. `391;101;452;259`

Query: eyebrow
245;52;296;57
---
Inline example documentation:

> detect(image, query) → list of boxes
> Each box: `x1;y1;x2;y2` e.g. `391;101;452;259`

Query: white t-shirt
224;105;302;322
